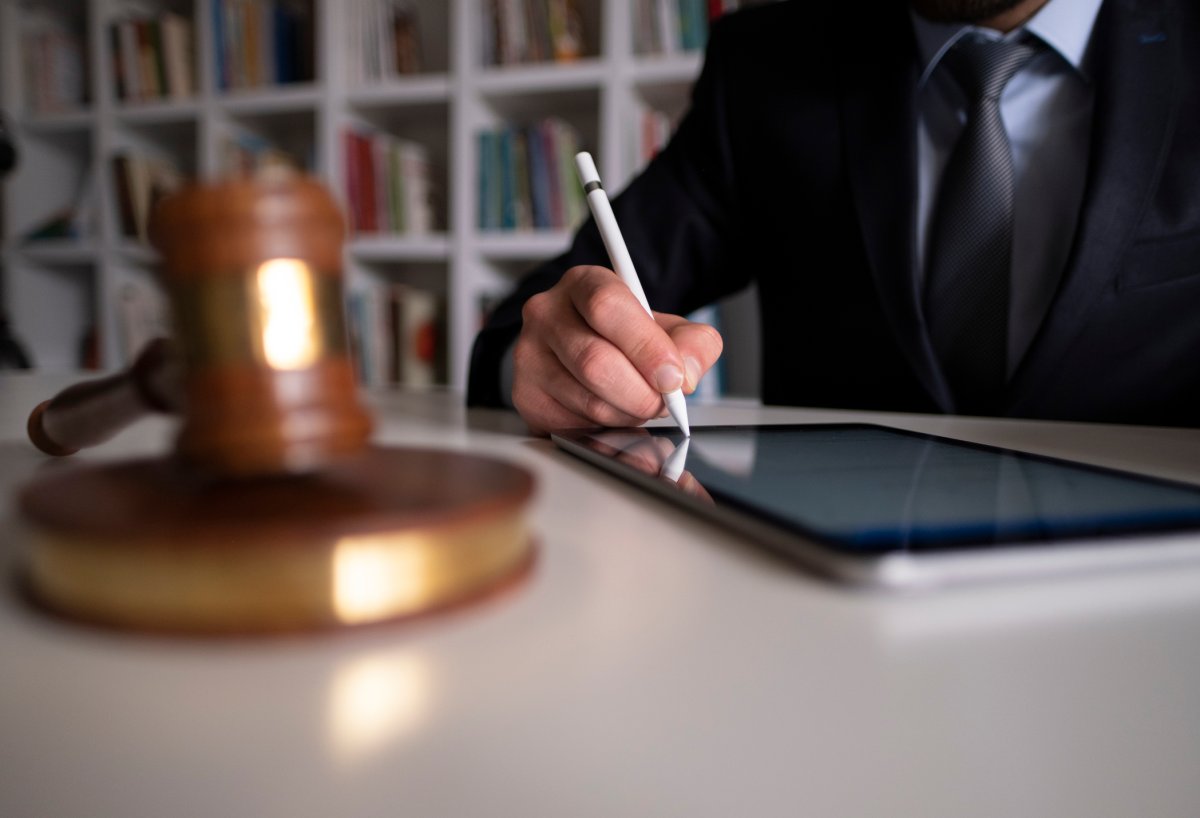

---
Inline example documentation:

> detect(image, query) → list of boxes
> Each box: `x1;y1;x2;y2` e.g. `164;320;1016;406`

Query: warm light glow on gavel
332;535;432;625
256;258;320;371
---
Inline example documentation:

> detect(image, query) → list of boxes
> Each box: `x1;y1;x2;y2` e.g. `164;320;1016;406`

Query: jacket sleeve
466;15;751;407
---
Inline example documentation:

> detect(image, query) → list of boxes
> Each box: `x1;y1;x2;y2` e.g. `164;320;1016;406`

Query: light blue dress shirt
912;0;1105;375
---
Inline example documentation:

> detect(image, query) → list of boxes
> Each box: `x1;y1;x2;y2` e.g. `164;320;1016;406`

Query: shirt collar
911;0;1105;87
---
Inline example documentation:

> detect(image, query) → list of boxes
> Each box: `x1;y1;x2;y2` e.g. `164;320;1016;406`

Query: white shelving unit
1;0;709;388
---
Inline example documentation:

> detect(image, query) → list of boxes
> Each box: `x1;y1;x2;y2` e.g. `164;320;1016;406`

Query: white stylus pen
574;151;691;437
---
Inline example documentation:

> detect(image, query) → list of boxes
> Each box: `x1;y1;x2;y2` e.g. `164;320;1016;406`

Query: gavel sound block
18;177;535;634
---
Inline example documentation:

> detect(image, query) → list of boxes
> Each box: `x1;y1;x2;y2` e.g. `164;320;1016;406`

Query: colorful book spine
485;0;586;66
476;118;587;233
498;129;517;230
478;132;496;230
346;283;445;388
342;127;435;235
110;13;195;102
213;0;314;91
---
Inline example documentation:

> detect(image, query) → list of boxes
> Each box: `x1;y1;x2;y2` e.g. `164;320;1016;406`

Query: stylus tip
664;390;690;437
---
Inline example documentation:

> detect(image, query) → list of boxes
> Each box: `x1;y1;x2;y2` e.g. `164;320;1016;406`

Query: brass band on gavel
150;177;372;476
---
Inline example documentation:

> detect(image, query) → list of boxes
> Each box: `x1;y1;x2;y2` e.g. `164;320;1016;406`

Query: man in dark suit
468;0;1199;434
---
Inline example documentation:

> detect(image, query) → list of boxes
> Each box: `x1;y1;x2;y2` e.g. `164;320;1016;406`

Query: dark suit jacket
468;0;1200;426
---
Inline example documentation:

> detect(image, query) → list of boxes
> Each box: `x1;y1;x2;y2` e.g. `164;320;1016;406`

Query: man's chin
909;0;1030;23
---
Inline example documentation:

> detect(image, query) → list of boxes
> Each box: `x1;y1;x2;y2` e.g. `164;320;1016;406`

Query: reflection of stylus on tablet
659;436;691;483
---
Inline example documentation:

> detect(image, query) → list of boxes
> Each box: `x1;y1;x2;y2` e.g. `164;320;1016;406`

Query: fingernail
654;364;683;392
684;357;702;392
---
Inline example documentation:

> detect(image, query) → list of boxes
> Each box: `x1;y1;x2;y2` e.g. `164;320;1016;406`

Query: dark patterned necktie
924;36;1039;414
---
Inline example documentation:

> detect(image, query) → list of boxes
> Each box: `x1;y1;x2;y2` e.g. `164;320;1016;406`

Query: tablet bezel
550;423;1200;589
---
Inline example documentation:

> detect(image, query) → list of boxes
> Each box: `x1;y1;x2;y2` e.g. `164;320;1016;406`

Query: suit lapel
1006;0;1178;412
837;9;955;412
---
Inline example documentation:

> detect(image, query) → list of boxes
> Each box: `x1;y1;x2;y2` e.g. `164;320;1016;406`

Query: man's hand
512;265;724;435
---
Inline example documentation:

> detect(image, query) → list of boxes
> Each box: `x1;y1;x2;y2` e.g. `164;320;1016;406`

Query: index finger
567;267;685;395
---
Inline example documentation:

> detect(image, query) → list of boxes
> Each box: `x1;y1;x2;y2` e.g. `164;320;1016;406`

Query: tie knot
943;36;1039;103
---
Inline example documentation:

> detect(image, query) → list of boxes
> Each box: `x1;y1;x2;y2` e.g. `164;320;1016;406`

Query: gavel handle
27;338;182;456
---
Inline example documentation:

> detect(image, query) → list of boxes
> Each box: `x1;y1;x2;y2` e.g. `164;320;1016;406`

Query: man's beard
909;0;1030;23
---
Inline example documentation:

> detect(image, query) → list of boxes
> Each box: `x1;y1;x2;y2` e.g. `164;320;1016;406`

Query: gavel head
150;175;372;477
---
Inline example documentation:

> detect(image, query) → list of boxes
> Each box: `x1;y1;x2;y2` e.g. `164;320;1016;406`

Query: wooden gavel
18;175;536;635
27;337;181;457
27;176;371;476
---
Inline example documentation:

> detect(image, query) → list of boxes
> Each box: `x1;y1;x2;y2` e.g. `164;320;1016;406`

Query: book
398;141;433;233
111;152;185;243
525;0;549;62
485;0;586;66
386;144;404;231
342;127;435;234
213;0;315;91
244;1;263;86
498;129;517;230
138;20;161;98
478;131;499;230
356;133;377;232
477;118;587;233
22;25;87;113
213;0;228;90
373;137;390;232
273;2;294;82
550;118;586;228
499;0;527;65
390;284;441;388
160;13;194;99
511;129;533;230
110;13;195;102
539;123;563;228
345;283;444;388
548;0;583;61
392;5;422;74
679;0;707;51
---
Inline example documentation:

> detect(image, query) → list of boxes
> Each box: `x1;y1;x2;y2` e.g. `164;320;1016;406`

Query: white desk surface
3;372;1200;818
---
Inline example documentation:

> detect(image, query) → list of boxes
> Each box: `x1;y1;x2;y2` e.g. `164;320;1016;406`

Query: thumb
656;314;724;394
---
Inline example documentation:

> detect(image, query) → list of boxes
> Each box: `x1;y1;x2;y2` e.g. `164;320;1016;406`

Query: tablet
551;424;1200;589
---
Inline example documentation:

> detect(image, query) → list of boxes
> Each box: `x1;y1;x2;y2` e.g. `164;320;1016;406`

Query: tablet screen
553;424;1200;554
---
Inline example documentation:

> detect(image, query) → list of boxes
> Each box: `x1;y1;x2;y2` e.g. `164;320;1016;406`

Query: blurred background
0;0;763;398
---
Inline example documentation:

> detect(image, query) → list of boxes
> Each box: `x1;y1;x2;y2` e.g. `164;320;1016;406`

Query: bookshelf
1;0;752;392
